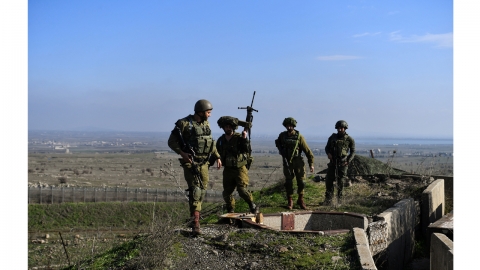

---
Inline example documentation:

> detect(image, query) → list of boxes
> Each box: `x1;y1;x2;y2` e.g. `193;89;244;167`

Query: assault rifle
238;91;258;170
275;138;292;175
172;126;204;189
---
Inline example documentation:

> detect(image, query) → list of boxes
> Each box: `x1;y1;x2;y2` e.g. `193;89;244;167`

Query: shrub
58;176;67;184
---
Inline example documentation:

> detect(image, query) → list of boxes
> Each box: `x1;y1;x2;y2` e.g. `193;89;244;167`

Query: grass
28;173;441;269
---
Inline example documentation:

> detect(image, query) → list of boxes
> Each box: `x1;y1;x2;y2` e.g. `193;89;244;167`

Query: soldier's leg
182;162;209;213
293;159;306;195
323;164;335;204
235;166;256;213
337;165;348;199
222;167;237;212
283;165;295;197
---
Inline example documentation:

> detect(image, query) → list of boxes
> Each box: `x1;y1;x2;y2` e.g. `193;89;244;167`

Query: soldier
322;120;355;206
275;117;314;210
216;116;257;214
168;99;222;235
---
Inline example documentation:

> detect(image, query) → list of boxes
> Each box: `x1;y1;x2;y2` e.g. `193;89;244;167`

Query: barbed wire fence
27;186;225;204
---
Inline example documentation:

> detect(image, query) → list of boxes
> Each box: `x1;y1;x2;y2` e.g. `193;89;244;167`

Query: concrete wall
421;179;445;239
367;220;388;256
353;228;377;270
430;233;453;270
375;198;416;270
258;211;368;232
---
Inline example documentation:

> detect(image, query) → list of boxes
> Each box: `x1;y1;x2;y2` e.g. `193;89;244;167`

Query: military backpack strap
289;131;300;163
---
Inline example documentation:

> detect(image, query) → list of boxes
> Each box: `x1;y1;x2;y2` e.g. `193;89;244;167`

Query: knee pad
192;186;202;201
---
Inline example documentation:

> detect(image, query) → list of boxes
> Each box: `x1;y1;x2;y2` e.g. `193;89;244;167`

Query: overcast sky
26;0;454;139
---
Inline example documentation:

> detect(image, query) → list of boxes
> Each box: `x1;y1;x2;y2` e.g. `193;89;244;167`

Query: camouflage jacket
216;132;250;168
325;132;355;163
168;114;220;160
275;130;314;167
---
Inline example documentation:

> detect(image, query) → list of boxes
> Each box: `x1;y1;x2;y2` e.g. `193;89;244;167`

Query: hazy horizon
28;128;453;141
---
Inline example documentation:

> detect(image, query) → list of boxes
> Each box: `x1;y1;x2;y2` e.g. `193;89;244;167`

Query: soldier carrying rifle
216;116;257;214
168;99;222;236
321;120;355;206
275;117;314;210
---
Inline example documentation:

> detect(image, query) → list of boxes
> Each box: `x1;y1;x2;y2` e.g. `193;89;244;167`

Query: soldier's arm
300;135;315;168
210;140;222;169
167;121;192;163
238;133;250;154
275;133;283;154
167;121;185;155
347;137;356;163
325;135;333;159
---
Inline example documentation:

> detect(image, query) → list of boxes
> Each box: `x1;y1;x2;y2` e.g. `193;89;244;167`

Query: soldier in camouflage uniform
275;117;314;210
168;99;222;235
216;116;257;214
322;120;355;206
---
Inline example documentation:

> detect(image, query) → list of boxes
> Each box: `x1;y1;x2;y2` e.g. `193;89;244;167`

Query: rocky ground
171;224;290;270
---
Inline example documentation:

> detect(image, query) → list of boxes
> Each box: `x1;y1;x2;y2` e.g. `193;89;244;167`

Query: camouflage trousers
283;157;306;197
325;162;348;201
181;161;209;213
222;166;254;211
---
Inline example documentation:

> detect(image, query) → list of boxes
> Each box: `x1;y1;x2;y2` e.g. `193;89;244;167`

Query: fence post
84;187;86;203
136;188;138;202
40;186;42;204
126;187;128;202
146;188;148;202
94;188;96;203
105;188;107;202
62;187;64;203
72;187;75;203
28;187;30;204
115;187;118;202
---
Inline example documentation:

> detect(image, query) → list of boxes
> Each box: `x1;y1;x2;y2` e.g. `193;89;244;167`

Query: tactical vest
281;131;301;160
330;133;350;158
185;116;214;157
217;134;248;168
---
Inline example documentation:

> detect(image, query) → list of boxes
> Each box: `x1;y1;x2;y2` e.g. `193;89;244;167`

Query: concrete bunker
220;211;368;235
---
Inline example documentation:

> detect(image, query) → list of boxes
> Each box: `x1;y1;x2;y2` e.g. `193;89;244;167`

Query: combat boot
320;195;332;206
192;211;201;236
287;196;293;210
248;202;257;214
297;194;307;210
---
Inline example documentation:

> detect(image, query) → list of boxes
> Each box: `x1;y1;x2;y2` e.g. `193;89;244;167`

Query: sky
26;0;454;139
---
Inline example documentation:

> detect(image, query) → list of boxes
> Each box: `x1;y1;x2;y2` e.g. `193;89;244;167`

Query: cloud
353;32;381;38
387;11;400;16
316;55;363;61
389;31;453;48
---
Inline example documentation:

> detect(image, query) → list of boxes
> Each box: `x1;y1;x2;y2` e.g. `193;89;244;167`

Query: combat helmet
335;120;348;129
194;99;213;112
217;116;239;130
282;117;297;127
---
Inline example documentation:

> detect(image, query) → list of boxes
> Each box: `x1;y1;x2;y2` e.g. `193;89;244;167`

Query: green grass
29;201;190;231
28;175;437;269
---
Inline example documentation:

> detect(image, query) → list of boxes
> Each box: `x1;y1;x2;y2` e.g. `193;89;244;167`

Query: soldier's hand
216;159;222;169
242;130;248;139
180;151;192;163
310;166;314;173
327;153;332;160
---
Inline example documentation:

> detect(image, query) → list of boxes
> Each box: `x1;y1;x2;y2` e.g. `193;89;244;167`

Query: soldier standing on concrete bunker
275;117;314;210
322;120;355;206
168;99;222;236
216;116;257;214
